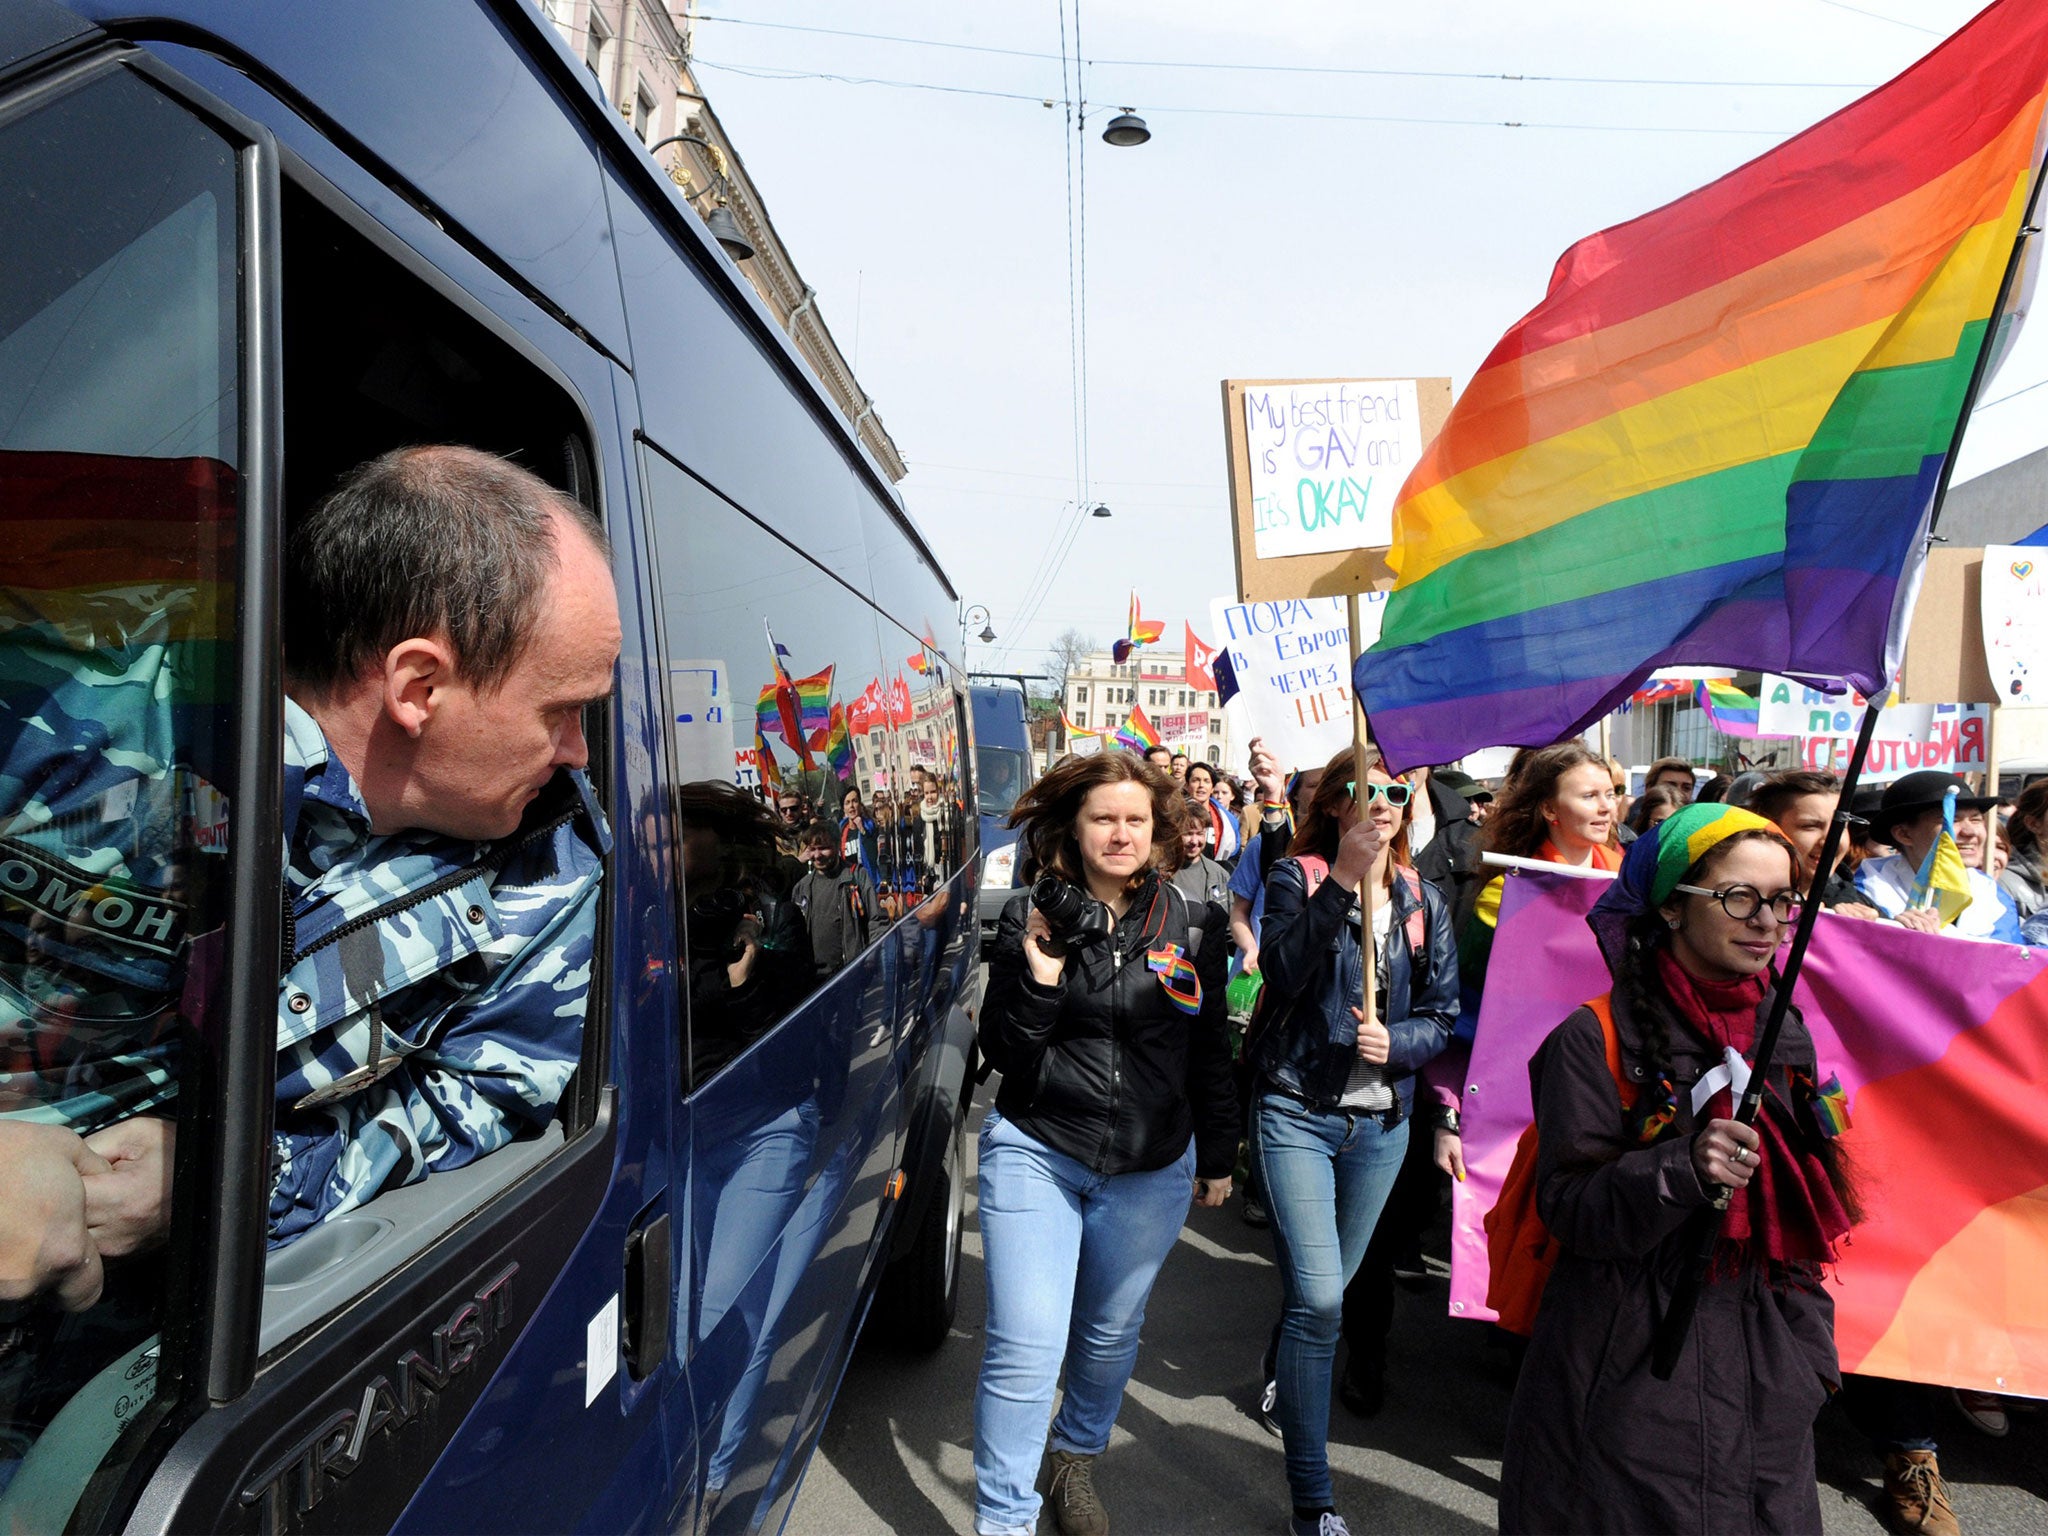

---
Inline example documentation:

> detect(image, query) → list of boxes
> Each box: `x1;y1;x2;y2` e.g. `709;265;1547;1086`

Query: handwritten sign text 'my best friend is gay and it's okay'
1245;380;1424;562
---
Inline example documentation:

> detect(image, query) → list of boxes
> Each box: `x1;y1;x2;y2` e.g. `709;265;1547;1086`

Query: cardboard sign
1222;376;1452;602
1757;675;1988;782
1981;544;2047;705
1207;593;1386;773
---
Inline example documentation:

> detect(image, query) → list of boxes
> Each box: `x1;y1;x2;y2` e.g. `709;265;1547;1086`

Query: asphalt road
792;1078;2046;1536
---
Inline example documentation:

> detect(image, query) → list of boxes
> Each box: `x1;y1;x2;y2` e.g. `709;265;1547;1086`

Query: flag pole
1347;594;1379;1038
1652;139;2048;1383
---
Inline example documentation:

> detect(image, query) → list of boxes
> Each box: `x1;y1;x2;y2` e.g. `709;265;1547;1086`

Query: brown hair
1287;744;1414;887
1183;760;1217;797
1624;783;1687;836
1644;755;1697;793
1483;742;1608;859
2010;778;2048;855
1009;750;1188;885
1747;769;1839;827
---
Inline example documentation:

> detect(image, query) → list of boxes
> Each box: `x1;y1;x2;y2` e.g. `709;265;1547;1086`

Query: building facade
1062;650;1239;770
536;0;907;480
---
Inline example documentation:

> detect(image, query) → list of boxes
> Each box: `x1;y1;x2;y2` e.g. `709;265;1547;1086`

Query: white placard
671;659;740;786
1208;594;1384;775
1981;545;2046;705
1244;381;1424;561
1756;676;1988;783
585;1294;619;1407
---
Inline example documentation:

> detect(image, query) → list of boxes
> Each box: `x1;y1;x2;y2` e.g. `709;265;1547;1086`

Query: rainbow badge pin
1146;943;1202;1015
1808;1071;1852;1138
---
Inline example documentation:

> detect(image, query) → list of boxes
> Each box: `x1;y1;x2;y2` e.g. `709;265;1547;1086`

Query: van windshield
975;747;1030;817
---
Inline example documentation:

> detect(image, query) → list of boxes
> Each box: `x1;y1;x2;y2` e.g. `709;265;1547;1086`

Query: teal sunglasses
1343;780;1413;809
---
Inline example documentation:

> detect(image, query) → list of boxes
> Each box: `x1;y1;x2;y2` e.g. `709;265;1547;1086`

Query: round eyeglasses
1343;781;1413;809
1671;883;1801;923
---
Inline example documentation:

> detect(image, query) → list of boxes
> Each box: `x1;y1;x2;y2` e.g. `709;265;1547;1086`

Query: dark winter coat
1252;858;1459;1120
1499;981;1839;1535
982;872;1239;1179
1412;775;1486;930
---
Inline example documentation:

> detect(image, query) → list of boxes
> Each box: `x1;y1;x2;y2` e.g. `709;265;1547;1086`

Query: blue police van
969;682;1036;936
0;2;978;1530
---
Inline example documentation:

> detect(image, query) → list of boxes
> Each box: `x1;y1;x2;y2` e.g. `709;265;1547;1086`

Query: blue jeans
972;1110;1195;1536
1253;1092;1410;1509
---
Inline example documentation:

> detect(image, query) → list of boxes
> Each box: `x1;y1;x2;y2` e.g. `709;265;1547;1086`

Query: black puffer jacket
982;872;1238;1179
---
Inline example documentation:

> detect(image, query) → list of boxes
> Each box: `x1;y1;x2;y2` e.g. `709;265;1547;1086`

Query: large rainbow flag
1453;871;2048;1395
1358;0;2048;771
1114;704;1161;754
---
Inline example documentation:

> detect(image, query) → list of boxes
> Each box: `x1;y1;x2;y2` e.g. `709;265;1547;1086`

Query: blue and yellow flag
1908;786;1974;928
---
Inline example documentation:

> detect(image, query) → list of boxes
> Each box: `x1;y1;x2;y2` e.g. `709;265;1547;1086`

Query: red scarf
1654;949;1851;1270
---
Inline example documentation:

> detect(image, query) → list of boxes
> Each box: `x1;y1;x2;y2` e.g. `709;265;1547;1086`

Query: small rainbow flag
1061;707;1105;738
1357;0;2048;770
753;725;784;793
1111;591;1167;664
1808;1071;1853;1139
1694;677;1761;737
824;701;853;780
756;665;834;770
1115;704;1161;753
1146;943;1202;1015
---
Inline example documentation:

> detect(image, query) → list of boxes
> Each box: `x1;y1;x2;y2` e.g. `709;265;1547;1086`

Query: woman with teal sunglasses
1241;745;1459;1536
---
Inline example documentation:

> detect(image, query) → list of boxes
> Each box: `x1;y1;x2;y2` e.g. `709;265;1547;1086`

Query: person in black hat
1852;770;2024;943
1433;768;1493;827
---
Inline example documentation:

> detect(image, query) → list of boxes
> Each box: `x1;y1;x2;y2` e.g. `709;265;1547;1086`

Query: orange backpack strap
1483;993;1637;1336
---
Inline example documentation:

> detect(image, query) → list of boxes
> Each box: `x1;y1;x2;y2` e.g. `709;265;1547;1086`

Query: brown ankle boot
1045;1448;1109;1536
1882;1449;1960;1536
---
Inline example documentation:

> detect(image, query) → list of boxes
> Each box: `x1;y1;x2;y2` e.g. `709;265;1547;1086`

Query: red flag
1184;622;1218;692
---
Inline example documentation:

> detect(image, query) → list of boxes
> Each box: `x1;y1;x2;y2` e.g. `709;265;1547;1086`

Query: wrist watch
1438;1107;1462;1133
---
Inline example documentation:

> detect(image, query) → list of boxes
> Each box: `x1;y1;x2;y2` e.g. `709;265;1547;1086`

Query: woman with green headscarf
1499;803;1860;1535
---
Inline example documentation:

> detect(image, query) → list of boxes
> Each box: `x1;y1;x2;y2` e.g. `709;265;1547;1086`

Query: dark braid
1616;912;1678;1090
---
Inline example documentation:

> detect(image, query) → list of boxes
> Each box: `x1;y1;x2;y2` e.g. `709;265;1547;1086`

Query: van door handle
622;1211;671;1380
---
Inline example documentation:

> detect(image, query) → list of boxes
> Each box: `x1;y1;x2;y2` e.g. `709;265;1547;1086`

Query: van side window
0;65;244;1527
868;632;967;905
639;447;893;1089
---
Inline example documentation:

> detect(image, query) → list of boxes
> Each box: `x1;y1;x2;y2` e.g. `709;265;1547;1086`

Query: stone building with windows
535;0;906;480
1062;650;1239;769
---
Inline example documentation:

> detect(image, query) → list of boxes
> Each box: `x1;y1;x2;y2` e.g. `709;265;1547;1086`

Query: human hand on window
1;1121;113;1311
81;1115;177;1259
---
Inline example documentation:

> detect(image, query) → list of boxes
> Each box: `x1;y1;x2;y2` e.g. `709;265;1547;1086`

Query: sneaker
1288;1511;1352;1536
1242;1197;1270;1228
1257;1376;1283;1438
1046;1448;1109;1536
1953;1387;2009;1436
1881;1449;1959;1536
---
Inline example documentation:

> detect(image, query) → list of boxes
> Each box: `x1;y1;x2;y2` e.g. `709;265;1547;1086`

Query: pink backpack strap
1396;866;1427;951
1293;853;1329;897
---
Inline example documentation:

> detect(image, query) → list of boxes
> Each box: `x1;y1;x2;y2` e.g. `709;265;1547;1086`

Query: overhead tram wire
690;15;1879;89
693;61;1800;136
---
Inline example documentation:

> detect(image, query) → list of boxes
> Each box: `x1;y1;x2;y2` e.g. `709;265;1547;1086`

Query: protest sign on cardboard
1222;377;1452;603
1757;675;1988;781
1206;593;1386;772
1981;545;2046;706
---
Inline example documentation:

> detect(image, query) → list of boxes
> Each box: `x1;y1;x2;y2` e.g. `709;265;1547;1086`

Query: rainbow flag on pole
1115;704;1161;753
1694;677;1762;737
1111;591;1167;665
1358;0;2048;771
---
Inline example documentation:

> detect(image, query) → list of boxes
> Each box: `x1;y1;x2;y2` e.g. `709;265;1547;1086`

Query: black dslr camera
1030;877;1114;958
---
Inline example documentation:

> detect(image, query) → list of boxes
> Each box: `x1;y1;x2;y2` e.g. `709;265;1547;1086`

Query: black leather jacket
982;873;1238;1178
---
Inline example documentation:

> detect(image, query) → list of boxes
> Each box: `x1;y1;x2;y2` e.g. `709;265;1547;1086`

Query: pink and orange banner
1453;870;2048;1395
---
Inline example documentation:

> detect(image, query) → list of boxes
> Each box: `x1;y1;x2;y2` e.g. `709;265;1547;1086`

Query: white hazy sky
690;0;2045;673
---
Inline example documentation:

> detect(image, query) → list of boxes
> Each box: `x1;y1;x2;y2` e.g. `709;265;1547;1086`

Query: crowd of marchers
970;728;2045;1536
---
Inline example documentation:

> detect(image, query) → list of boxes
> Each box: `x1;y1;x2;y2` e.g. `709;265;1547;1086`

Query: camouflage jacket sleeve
268;771;608;1246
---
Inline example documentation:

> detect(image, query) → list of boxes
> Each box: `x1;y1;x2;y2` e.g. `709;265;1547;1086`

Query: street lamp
1089;502;1112;518
646;133;756;263
1101;110;1150;147
964;604;997;645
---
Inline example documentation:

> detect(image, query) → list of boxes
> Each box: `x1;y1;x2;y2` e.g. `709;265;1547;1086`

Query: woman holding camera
975;752;1238;1536
1248;746;1459;1536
